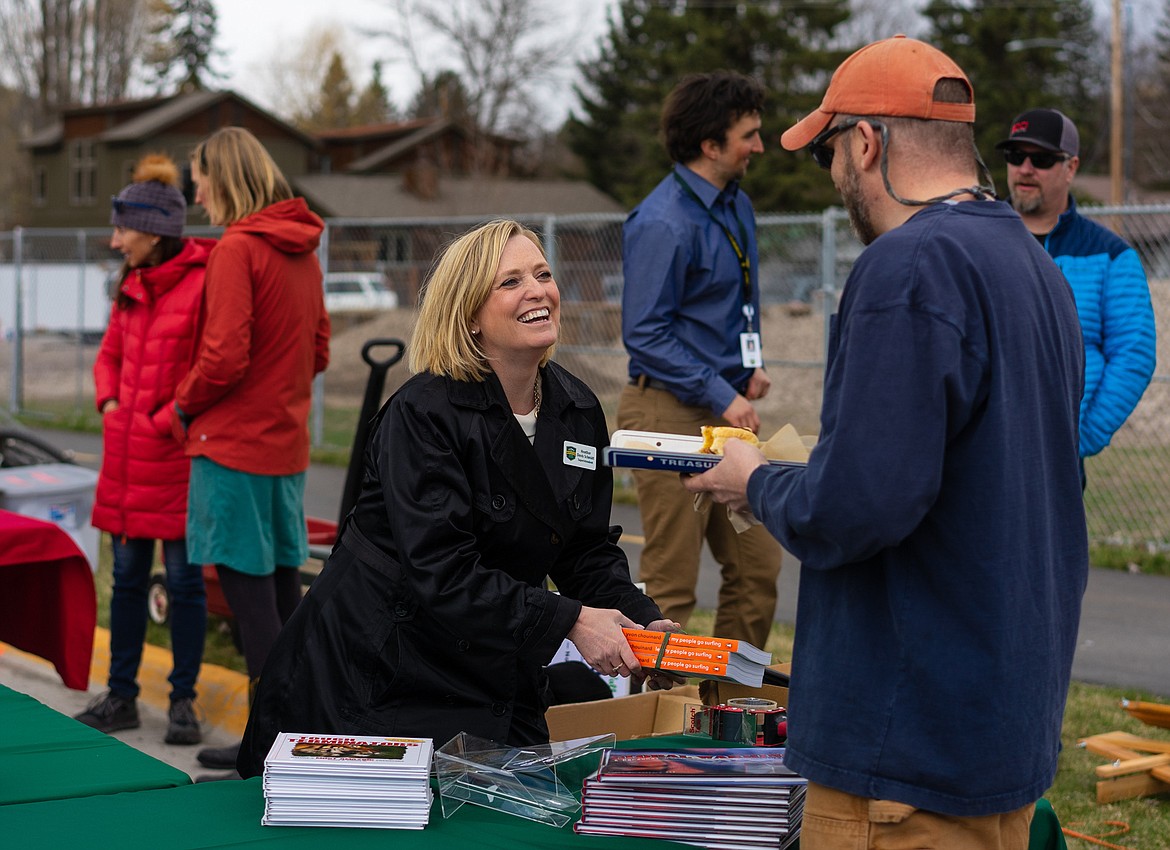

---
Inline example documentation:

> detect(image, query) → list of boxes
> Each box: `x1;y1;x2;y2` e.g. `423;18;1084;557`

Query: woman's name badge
563;441;597;470
740;332;763;368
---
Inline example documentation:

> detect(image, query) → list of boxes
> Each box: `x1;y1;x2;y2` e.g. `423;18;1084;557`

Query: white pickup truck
324;272;398;313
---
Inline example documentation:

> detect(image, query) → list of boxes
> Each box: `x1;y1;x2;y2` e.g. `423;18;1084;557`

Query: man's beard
840;154;879;246
1008;184;1044;215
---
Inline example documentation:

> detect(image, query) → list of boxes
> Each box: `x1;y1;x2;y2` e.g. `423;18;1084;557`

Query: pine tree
564;0;851;213
409;70;473;124
352;61;396;126
921;0;1103;184
150;0;224;93
303;52;356;130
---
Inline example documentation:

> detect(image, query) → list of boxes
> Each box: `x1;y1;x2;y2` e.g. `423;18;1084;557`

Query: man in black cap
998;108;1155;482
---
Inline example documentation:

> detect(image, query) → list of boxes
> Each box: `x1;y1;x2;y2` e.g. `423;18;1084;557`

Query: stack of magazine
260;733;434;829
575;747;806;850
623;628;772;687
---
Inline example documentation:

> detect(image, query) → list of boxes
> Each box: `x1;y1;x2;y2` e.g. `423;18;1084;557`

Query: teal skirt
186;457;307;575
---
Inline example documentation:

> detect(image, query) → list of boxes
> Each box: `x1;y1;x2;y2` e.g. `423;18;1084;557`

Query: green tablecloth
0;725;1066;849
3;776;703;850
0;683;190;805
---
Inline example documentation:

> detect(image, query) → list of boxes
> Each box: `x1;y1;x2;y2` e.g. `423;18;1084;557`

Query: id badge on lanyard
740;305;762;368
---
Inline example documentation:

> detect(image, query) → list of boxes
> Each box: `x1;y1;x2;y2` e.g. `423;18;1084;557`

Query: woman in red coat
175;127;330;775
76;154;215;746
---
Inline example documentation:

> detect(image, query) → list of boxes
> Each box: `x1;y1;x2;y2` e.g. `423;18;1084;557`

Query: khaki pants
616;383;782;649
800;782;1035;850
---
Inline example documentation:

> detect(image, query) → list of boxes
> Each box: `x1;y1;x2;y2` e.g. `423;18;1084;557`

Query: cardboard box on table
545;685;701;741
544;662;791;742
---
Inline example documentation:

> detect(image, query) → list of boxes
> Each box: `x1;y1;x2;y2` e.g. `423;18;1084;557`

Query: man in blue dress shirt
616;71;783;652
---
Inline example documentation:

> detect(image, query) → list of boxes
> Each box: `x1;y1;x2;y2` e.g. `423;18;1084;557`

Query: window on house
32;166;47;207
69;140;97;206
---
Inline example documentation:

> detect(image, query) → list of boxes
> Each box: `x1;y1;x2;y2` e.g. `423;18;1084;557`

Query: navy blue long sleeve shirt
747;200;1088;816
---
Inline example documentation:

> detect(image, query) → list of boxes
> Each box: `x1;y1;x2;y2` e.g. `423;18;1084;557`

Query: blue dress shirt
621;163;762;416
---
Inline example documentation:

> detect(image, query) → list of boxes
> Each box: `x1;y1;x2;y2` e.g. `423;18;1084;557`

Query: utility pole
1111;0;1123;204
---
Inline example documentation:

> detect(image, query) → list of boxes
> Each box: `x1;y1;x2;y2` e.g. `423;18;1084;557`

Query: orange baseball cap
780;35;975;151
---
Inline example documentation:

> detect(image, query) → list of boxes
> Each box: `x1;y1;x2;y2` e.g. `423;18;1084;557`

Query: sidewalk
0;629;250;780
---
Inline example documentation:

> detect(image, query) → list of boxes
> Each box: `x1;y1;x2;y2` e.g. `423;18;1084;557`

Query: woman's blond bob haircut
409;219;556;382
192;127;293;226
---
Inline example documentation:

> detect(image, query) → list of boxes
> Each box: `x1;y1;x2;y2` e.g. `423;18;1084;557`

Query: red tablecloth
0;509;95;689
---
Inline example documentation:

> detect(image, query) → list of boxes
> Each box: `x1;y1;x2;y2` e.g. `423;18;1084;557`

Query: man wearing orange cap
684;36;1087;848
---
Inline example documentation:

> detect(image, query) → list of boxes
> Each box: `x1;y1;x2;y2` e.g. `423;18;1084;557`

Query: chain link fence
2;206;1168;549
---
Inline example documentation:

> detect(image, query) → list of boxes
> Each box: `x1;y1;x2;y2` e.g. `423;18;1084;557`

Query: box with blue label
0;463;99;570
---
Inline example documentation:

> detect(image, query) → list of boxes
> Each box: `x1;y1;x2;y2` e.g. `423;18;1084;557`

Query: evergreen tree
353;61;396;126
1129;0;1170;188
149;0;224;93
921;0;1104;188
564;0;851;213
303;52;356;130
409;70;473;124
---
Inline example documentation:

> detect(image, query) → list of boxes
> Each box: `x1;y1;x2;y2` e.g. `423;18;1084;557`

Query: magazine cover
263;733;433;776
593;747;804;784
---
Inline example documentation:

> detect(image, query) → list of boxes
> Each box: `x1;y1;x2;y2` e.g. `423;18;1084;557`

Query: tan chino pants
616;383;783;649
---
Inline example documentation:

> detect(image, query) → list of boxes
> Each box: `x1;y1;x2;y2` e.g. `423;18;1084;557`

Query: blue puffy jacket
1046;197;1156;457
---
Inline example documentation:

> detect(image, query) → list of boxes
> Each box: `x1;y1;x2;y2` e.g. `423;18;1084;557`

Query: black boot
196;742;240;770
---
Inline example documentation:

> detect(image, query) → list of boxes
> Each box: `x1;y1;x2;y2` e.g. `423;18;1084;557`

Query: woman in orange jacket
174;127;330;775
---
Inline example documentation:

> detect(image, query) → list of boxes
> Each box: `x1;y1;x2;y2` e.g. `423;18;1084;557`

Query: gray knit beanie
110;154;187;237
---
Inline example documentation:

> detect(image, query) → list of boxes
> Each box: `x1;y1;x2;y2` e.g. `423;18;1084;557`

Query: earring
470;328;479;335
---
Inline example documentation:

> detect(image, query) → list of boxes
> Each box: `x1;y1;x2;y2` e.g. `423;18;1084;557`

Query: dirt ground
8;279;1168;453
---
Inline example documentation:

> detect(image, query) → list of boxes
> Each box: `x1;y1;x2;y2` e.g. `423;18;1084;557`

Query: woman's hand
568;606;642;679
568;611;688;689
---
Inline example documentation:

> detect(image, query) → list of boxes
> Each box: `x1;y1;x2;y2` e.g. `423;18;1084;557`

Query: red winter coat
174;198;330;475
91;238;215;539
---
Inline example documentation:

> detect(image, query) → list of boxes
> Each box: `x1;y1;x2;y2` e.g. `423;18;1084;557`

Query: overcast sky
211;0;618;125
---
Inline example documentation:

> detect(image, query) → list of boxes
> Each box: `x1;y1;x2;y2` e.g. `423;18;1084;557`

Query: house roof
315;118;437;142
22;90;318;150
345;119;460;173
295;175;624;218
1075;174;1170;206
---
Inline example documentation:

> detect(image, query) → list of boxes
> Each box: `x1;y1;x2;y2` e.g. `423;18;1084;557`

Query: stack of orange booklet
623;629;771;687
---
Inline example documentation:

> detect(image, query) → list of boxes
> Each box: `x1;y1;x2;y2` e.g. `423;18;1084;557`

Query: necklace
532;375;542;418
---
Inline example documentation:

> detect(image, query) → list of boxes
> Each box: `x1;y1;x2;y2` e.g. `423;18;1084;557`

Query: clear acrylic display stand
433;732;616;828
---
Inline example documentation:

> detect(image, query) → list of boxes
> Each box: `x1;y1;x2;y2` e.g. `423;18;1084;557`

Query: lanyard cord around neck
672;170;755;333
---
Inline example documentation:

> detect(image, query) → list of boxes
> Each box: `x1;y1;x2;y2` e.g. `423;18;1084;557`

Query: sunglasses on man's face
111;197;172;216
1002;149;1069;170
807;117;882;170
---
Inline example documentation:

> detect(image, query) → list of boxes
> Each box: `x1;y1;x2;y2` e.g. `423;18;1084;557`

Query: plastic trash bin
0;463;100;571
